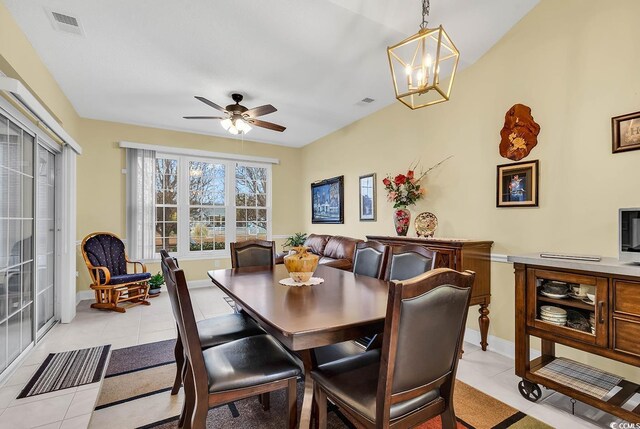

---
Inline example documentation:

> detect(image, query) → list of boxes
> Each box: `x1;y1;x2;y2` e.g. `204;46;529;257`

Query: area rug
91;340;551;429
18;345;111;398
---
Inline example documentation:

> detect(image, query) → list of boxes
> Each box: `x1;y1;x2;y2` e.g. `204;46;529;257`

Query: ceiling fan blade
249;119;286;132
194;96;227;113
244;104;277;118
183;116;225;120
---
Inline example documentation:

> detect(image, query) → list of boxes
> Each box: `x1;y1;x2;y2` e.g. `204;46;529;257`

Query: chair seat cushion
311;350;441;422
108;272;151;285
197;313;264;349
313;341;366;366
204;335;302;393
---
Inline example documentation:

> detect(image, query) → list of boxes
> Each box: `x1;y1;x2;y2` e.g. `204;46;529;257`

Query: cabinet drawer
613;318;640;357
613;280;640;316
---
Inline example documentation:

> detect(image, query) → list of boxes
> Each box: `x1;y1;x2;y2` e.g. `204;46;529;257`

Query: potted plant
283;232;307;250
148;272;165;296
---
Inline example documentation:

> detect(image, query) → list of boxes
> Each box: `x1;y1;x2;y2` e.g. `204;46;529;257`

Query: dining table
207;264;390;428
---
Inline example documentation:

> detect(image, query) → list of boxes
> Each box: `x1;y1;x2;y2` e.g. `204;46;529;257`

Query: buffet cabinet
510;255;640;422
367;236;493;351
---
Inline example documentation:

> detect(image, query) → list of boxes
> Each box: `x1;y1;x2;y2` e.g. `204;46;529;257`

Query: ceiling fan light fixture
387;0;460;109
220;118;232;131
235;119;252;134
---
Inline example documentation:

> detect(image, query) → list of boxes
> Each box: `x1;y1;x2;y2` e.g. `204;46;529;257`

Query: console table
366;236;493;350
509;254;640;422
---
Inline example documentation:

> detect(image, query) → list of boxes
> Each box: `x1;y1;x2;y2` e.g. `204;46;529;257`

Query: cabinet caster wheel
518;380;542;402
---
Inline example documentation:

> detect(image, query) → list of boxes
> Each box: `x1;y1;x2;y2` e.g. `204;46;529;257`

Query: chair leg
287;378;298;429
441;405;457;429
259;392;270;411
313;383;327;429
191;391;209;429
181;362;195;429
171;335;184;395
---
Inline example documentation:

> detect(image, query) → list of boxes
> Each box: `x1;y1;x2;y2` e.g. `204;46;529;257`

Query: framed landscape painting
359;173;376;221
311;175;344;224
612;111;640;153
497;160;539;207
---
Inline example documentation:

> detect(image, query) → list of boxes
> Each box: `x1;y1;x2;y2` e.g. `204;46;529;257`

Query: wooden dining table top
207;264;389;351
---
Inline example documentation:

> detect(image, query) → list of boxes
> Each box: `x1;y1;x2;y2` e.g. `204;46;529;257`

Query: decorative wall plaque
499;104;540;161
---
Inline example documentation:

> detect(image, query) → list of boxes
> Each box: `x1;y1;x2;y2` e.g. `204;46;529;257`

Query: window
154;158;178;253
154;155;271;257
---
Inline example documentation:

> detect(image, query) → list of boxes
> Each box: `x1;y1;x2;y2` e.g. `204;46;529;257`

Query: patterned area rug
91;340;551;429
18;345;111;398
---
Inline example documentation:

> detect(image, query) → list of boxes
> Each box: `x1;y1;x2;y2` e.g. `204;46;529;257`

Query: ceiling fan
183;93;286;135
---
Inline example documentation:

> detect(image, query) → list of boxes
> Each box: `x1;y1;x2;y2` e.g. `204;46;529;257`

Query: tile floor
0;285;623;428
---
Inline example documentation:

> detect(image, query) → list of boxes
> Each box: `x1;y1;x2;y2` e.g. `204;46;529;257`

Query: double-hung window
154;154;271;258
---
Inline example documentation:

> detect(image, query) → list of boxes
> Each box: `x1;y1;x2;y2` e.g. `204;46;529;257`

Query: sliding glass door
0;113;35;373
36;144;56;337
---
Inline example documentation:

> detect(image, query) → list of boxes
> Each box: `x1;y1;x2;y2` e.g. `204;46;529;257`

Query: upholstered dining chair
230;239;276;268
162;255;301;429
313;241;390;365
159;250;264;399
81;232;151;312
312;268;475;429
385;244;437;282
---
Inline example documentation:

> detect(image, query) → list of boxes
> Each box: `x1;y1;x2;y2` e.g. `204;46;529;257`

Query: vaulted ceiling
3;0;538;147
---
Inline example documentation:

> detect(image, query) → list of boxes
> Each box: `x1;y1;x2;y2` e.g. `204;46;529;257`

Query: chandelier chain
420;0;430;29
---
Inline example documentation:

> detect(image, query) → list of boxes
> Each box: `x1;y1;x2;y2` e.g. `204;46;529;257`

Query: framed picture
612;111;640;153
359;173;376;221
497;160;539;207
311;175;344;224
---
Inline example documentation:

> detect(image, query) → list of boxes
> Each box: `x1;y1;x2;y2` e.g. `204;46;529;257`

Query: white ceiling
3;0;538;147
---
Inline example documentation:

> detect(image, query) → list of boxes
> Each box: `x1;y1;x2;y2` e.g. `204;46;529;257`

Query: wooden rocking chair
81;232;151;313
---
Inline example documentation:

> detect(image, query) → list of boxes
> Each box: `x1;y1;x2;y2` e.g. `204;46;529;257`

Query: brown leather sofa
277;234;363;271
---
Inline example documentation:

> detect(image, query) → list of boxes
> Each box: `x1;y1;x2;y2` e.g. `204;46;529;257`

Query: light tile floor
0;285;624;428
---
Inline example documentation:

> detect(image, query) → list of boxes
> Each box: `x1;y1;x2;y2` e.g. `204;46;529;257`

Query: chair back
230;239;275;268
81;232;128;282
160;252;208;394
352;241;389;279
376;268;475;423
385;244;436;281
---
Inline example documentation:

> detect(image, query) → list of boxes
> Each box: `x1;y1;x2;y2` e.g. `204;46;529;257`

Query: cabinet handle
598;301;605;324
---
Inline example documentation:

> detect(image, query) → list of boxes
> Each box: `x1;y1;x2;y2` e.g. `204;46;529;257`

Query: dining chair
385;244;437;282
312;268;475;429
230;239;276;268
162;255;301;429
159;250;264;398
313;241;390;365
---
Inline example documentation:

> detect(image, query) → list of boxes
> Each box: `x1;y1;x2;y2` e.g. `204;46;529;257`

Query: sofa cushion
324;236;362;261
304;234;331;256
320;257;353;270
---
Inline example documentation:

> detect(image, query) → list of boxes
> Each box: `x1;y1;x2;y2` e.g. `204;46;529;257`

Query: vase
393;208;411;236
283;246;319;283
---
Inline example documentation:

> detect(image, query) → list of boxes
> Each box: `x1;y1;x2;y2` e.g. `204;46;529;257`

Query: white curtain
126;148;156;260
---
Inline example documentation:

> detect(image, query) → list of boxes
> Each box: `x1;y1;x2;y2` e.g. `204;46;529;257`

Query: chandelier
387;0;460;109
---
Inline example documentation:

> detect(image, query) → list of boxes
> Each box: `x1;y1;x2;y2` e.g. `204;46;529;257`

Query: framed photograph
359;173;376;221
497;160;539;207
612;111;640;153
311;175;344;224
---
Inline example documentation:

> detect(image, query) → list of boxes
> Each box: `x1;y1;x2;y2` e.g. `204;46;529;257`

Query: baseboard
75;279;212;305
464;327;540;361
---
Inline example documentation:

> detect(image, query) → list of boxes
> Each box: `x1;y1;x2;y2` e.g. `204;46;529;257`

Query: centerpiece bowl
283;246;319;283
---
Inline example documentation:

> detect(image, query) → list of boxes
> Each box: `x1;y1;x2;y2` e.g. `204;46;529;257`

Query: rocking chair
81;232;151;313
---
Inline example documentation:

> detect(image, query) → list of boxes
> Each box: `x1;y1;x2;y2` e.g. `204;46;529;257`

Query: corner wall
300;0;640;380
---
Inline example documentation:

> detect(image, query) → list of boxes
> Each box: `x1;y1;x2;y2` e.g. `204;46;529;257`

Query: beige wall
300;0;640;379
75;119;303;286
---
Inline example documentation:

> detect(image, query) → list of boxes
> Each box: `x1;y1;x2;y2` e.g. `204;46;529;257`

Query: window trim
155;152;272;259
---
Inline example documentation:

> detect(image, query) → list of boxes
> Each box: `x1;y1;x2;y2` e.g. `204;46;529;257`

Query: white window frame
155;153;272;260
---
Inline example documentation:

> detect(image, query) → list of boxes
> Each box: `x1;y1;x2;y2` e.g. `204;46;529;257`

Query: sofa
277;234;363;271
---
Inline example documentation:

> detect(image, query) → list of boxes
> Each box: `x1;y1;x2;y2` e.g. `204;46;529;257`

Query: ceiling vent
361;98;375;103
46;9;85;36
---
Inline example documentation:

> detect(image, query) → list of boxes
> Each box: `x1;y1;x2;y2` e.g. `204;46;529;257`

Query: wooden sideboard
510;254;640;422
366;236;493;351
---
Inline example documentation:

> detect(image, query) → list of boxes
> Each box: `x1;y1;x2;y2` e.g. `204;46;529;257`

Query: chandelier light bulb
405;64;412;76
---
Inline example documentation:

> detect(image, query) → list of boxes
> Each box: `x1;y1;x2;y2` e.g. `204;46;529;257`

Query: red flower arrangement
383;157;452;209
